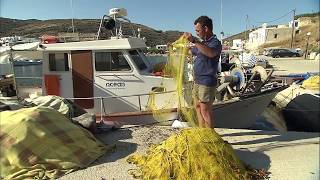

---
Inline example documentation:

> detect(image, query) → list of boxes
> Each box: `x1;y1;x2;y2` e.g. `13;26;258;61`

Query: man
184;16;222;128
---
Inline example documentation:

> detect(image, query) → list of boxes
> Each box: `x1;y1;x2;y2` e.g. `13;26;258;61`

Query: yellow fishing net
128;37;250;179
147;36;197;125
302;75;320;91
127;128;249;179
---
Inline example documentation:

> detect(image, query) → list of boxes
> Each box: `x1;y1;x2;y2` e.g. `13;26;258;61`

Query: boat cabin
39;8;178;114
40;37;177;114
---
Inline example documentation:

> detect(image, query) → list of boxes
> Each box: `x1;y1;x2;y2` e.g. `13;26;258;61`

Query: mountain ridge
1;12;319;51
0;17;183;47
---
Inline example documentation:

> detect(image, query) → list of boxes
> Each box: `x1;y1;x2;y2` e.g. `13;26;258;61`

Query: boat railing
15;77;43;88
65;90;177;121
15;77;42;80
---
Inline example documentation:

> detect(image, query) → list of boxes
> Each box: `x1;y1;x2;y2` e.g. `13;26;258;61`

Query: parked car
267;48;301;58
263;48;276;56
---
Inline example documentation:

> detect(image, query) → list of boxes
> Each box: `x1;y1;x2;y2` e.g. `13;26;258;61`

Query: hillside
1;12;318;50
0;17;183;47
224;12;320;51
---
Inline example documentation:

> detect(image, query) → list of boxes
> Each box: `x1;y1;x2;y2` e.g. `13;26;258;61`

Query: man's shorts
193;83;216;103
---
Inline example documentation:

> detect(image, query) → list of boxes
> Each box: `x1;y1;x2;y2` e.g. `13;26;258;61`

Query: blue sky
1;0;318;38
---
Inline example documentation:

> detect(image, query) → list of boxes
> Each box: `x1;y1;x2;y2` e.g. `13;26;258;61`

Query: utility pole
70;0;75;33
290;9;296;48
304;32;311;59
245;14;249;41
220;0;224;42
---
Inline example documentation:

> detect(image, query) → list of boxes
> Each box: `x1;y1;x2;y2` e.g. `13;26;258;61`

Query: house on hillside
247;23;294;50
231;39;244;50
0;36;38;46
294;17;314;27
156;44;167;51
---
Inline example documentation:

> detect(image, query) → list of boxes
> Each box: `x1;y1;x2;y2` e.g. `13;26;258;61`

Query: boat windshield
128;50;148;71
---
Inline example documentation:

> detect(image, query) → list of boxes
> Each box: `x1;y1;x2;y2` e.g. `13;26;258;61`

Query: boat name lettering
106;82;126;87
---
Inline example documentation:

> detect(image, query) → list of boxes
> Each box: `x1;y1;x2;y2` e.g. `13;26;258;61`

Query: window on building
49;53;69;71
95;52;131;71
274;34;278;39
295;30;300;35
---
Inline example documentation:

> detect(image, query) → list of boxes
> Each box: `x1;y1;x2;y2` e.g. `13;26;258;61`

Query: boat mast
220;0;224;42
70;0;75;33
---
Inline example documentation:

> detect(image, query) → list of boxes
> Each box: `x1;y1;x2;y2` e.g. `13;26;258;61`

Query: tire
275;55;280;58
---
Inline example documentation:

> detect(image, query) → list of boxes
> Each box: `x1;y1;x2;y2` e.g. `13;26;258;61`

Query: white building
1;36;22;45
289;19;300;29
248;23;292;50
231;39;243;50
155;44;167;51
0;36;38;46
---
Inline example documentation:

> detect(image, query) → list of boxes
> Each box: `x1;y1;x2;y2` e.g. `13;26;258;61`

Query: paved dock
265;57;319;76
59;126;319;180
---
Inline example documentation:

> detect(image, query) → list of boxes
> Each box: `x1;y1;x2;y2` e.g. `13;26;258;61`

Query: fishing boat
2;8;286;129
269;73;319;132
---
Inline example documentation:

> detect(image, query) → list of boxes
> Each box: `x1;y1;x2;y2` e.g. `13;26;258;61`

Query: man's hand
183;32;194;43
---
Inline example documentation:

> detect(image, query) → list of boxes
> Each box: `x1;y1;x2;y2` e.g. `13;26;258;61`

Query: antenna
245;14;249;41
220;0;224;41
96;8;136;40
290;9;296;48
70;0;75;33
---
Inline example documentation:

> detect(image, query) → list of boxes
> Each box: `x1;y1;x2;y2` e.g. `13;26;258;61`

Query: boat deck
15;86;42;98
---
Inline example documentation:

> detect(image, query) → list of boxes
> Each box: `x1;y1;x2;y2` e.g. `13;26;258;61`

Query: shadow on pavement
222;130;319;151
236;148;271;170
90;128;137;166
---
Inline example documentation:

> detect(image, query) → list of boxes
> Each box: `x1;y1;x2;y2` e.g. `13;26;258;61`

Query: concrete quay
60;126;320;180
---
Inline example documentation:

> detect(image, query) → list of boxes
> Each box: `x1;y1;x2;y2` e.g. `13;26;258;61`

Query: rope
251;10;293;24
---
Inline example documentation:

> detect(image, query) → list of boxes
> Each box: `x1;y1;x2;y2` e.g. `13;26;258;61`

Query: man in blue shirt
184;16;222;128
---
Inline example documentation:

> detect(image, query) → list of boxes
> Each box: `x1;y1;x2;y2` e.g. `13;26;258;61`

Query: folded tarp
0;106;109;179
0;42;43;64
25;95;75;118
302;75;320;91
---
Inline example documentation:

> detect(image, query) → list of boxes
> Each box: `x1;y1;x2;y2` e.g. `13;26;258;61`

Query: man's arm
193;42;219;58
183;32;220;59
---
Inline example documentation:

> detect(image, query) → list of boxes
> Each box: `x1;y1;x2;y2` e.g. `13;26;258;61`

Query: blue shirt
191;35;222;86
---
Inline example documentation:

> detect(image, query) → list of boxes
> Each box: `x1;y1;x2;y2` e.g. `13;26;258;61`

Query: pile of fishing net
302;75;320;91
127;128;249;179
0;106;108;179
133;36;258;179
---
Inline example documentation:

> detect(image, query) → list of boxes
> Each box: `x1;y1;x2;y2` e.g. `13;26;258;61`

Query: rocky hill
1;12;318;51
0;17;183;47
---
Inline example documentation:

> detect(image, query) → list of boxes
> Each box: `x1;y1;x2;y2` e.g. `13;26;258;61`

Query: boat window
49;53;69;71
129;50;147;71
95;52;131;71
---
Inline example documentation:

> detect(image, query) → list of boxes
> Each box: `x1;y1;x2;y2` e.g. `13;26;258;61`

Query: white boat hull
98;87;283;129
